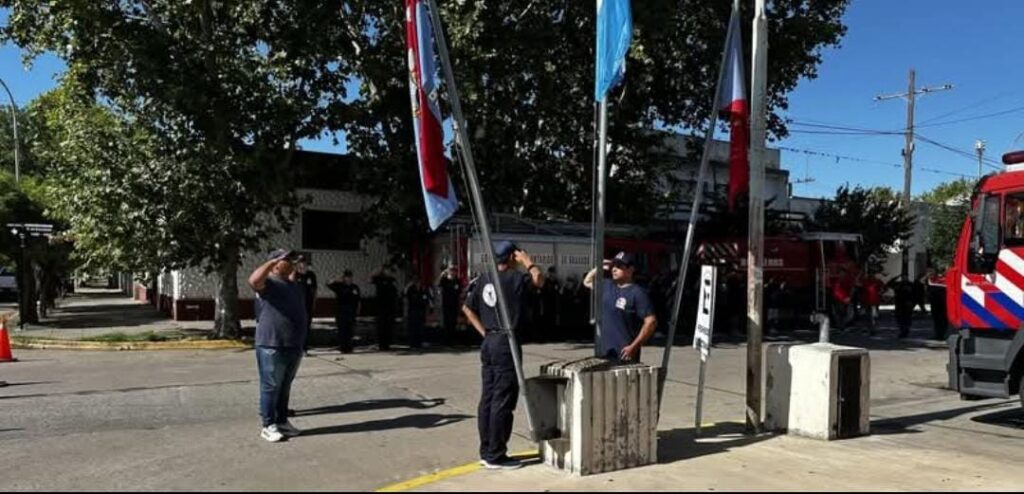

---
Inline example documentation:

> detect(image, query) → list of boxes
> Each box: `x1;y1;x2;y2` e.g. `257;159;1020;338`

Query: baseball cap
267;249;297;262
493;240;517;264
611;251;636;268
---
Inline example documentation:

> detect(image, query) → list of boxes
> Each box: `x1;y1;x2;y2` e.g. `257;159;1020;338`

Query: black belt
485;329;510;335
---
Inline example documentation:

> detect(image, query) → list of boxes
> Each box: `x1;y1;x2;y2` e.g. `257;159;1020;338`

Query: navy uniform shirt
298;271;318;308
255;276;308;348
599;279;654;358
327;281;360;320
466;270;531;331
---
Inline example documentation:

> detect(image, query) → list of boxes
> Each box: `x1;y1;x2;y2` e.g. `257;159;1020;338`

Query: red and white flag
718;13;748;212
406;0;458;230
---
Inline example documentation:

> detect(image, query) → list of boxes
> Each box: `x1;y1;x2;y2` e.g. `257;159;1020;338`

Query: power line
916;90;1016;125
915;103;1024;129
788;120;901;135
915;133;1002;170
777;146;975;179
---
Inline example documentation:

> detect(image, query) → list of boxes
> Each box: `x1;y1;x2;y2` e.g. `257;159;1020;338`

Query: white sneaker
260;424;285;443
277;421;302;437
481;457;523;470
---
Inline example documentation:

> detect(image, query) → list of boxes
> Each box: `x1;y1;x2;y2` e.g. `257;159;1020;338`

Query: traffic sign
693;265;718;362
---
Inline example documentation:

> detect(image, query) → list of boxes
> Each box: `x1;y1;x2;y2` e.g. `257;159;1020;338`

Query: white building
135;151;399;321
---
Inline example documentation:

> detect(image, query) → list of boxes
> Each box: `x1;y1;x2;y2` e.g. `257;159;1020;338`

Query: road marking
376;450;539;492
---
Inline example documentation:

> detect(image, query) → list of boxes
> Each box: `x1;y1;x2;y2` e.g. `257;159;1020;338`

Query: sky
2;1;1024;199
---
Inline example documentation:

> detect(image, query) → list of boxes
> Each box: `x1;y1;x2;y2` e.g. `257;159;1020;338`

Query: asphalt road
2;316;1024;491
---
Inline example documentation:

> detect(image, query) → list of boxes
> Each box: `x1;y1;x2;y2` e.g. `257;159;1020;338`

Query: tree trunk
38;269;52;319
214;243;241;339
22;261;39;324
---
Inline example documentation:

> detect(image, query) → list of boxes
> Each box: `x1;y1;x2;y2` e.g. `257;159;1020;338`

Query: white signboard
692;265;717;361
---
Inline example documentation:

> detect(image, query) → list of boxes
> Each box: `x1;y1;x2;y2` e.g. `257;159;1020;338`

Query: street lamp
0;77;19;183
975;139;986;178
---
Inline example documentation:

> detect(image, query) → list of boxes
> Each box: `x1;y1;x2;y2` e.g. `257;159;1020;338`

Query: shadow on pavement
35;293;170;330
871;400;1015;435
294;398;446;417
971;407;1024;430
300;413;472;437
0;381;58;387
657;421;774;464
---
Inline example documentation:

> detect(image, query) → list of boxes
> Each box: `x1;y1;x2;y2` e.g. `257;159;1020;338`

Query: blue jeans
256;346;303;427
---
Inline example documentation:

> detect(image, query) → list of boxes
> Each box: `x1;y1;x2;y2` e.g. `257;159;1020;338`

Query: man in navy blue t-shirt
584;251;657;361
463;241;544;470
249;248;308;443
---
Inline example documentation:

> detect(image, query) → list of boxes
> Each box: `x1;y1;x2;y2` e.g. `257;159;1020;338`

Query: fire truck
945;150;1024;405
695;232;863;322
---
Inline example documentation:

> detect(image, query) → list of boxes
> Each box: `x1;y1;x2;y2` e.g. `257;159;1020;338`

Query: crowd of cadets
308;263;680;349
310;262;947;351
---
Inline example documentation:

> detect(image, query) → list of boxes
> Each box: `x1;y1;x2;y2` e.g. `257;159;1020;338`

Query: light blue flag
594;0;633;102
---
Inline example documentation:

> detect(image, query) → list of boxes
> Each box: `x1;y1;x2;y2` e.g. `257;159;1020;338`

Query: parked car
0;267;17;301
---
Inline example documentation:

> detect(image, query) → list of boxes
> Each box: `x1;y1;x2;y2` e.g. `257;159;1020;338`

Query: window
969;194;1000;274
977;195;1000;254
1005;194;1024;247
301;209;362;251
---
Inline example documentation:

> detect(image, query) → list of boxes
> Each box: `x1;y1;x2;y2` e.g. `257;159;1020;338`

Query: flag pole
424;0;541;441
593;98;609;356
657;2;740;410
746;0;769;434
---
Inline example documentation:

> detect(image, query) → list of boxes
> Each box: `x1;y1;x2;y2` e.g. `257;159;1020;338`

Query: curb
376;450;540;492
11;338;252;351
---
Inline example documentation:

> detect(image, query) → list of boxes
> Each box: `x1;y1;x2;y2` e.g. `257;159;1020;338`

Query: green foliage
2;0;360;335
919;178;977;272
813;185;916;273
341;0;850;256
917;178;976;205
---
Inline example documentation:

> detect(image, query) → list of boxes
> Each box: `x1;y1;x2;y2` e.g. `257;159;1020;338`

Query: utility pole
874;70;952;278
975;140;986;178
747;0;768;434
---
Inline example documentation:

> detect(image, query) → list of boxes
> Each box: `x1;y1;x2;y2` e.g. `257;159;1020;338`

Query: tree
919;178;976;272
342;0;850;252
813;185;916;273
2;0;358;337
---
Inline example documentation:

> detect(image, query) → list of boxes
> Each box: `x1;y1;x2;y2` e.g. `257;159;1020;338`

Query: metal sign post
693;265;717;437
658;1;740;410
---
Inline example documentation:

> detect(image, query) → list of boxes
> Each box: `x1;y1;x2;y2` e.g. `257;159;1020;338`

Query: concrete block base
765;342;870;440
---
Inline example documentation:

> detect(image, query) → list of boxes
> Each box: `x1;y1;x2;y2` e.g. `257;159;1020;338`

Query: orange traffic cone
0;317;16;363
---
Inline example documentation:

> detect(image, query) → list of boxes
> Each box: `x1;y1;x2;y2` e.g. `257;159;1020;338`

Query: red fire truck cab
946;150;1024;404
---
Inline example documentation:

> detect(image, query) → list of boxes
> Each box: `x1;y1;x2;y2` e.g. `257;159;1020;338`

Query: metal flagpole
425;0;540;440
593;98;609;355
746;0;769;434
589;102;600;330
657;2;740;409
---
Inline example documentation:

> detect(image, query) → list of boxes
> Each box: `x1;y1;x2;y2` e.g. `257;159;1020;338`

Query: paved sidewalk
13;288;212;340
12;288;365;345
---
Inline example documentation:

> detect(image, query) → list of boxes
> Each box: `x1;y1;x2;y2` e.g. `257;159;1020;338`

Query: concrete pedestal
525;358;659;476
765;342;870;440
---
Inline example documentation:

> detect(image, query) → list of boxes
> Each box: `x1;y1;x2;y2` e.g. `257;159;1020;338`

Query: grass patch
80;331;179;343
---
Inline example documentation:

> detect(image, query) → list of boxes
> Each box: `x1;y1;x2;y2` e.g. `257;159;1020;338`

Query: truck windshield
978;194;1000;254
1005;194;1024;247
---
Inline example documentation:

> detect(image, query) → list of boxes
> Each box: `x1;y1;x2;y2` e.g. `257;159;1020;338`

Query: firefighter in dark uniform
583;251;657;361
462;241;544;470
327;270;360;354
888;274;915;339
